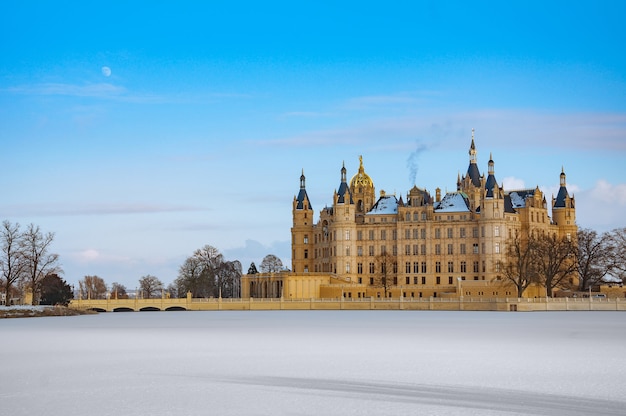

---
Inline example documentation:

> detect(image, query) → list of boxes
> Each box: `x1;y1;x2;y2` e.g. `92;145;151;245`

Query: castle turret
291;170;314;273
552;168;576;236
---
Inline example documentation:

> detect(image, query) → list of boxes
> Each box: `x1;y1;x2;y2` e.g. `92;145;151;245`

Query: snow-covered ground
1;311;625;416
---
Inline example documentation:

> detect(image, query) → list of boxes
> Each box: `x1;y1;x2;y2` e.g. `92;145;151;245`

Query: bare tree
259;254;283;273
21;223;61;304
247;262;258;274
110;282;128;299
175;255;212;298
577;228;611;291
215;260;241;298
174;245;225;297
502;234;540;298
231;260;242;298
166;282;179;298
175;245;241;298
535;233;578;297
0;221;27;304
78;275;107;299
194;245;224;271
138;275;163;299
607;227;626;283
373;252;397;297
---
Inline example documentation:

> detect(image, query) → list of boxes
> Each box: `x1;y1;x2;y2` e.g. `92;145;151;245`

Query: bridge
70;295;193;312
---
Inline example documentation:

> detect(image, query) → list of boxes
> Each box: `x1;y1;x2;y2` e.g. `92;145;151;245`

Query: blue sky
1;1;625;290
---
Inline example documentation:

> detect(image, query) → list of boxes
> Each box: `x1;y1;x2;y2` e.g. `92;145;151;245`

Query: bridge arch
139;306;161;312
89;307;107;313
165;306;186;311
113;307;135;312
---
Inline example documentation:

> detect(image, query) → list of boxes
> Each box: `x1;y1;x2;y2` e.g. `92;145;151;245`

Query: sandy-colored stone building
242;131;577;300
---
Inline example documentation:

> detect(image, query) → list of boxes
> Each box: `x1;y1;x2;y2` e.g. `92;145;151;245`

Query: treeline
1;219;287;305
5;217;623;304
503;227;625;297
75;248;287;300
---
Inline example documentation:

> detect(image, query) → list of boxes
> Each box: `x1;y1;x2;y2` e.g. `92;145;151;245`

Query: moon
101;66;111;77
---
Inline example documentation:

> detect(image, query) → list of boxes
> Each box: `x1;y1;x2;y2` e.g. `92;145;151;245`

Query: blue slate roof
554;186;569;208
296;188;311;210
336;164;354;204
467;163;481;187
296;172;312;210
337;181;354;204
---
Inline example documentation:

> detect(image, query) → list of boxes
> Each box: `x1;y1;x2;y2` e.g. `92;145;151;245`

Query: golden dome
350;155;374;189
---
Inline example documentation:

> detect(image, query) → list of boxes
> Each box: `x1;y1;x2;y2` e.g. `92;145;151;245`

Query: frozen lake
1;311;625;415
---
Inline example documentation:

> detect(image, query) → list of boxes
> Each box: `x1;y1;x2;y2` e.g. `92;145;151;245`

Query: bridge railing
69;296;625;312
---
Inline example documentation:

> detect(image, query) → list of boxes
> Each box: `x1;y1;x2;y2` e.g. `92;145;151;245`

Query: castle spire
466;129;481;187
295;169;311;210
554;167;570;208
469;128;477;164
485;152;497;198
336;161;353;204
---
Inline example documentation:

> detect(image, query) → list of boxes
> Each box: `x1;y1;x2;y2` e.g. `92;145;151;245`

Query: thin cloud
252;116;458;150
5;82;253;105
68;248;135;265
8;82;127;98
0;203;205;217
253;109;626;153
457;109;626;151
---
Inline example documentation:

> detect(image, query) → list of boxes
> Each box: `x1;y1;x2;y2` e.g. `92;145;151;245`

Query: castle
242;131;577;300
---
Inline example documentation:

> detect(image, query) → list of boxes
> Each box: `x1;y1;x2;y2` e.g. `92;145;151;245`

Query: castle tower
551;167;577;238
350;155;375;223
333;162;356;278
291;170;314;273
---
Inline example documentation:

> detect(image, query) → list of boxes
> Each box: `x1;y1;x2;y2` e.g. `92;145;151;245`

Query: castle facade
243;131;577;300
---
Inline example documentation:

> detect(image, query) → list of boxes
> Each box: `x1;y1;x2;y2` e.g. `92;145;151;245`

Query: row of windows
352;242;497;257
310;242;502;260
342;291;440;299
354;260;500;274
354;276;485;285
342;290;514;298
305;226;504;245
464;291;513;296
